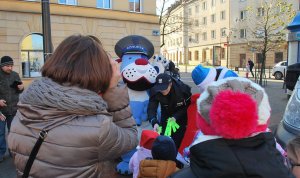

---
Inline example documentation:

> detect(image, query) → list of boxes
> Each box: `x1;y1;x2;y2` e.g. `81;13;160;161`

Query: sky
156;0;176;15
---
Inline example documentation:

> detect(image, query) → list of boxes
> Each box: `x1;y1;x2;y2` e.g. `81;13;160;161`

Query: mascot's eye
153;56;156;59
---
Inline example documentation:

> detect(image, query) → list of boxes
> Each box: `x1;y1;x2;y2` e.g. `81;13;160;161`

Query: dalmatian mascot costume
114;35;158;175
151;54;180;79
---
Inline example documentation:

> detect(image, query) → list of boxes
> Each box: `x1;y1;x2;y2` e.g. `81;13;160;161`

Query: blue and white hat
192;65;238;93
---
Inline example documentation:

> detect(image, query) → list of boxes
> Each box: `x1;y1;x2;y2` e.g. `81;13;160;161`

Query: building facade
0;0;159;84
162;0;298;68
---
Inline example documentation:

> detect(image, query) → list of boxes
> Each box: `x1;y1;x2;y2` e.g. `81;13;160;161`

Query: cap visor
152;83;169;93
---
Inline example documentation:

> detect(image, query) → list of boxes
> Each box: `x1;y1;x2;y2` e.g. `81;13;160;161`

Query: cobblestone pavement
0;66;289;178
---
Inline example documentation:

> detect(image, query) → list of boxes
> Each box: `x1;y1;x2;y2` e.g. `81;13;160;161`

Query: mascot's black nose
135;58;149;65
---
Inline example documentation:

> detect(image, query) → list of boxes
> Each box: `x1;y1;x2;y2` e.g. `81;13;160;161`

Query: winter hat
1;56;14;67
151;136;177;161
192;65;238;93
140;130;159;150
216;66;238;79
196;77;271;139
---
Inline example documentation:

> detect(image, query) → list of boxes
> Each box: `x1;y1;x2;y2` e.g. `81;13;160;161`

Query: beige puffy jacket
8;77;138;178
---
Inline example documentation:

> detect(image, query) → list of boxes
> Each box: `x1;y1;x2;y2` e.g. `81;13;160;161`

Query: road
0;68;289;178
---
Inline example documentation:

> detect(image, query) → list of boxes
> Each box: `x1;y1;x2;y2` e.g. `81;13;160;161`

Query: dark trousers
250;67;254;77
0;114;14;158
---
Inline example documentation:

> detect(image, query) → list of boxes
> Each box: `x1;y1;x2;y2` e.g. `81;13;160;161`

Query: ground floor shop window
21;34;44;78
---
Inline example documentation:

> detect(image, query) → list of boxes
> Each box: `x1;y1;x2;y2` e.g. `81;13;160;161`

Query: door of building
239;54;246;67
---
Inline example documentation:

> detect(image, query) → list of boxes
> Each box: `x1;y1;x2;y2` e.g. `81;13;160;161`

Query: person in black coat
248;58;255;77
147;73;191;149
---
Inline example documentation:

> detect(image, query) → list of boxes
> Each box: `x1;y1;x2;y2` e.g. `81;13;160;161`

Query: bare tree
158;0;195;47
243;0;295;85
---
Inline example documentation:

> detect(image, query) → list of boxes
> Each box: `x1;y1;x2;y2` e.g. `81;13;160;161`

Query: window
240;0;246;1
240;10;247;20
203;17;207;25
240;29;246;38
211;30;216;39
211;14;216;23
188;8;192;15
21;33;44;78
220;0;225;3
58;0;77;5
202;1;207;10
257;7;264;16
202;32;207;40
221;28;226;37
195;33;199;42
220;11;226;20
195;19;199;27
195;50;199;60
195;5;199;13
211;0;216;7
97;0;111;9
189;36;192;42
129;0;141;12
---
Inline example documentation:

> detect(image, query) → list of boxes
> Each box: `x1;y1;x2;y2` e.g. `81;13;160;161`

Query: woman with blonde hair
8;34;138;178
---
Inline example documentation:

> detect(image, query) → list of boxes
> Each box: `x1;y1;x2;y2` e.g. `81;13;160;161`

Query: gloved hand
164;117;180;137
153;124;162;134
149;117;158;127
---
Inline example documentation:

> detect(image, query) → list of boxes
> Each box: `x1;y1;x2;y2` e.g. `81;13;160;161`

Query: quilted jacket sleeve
100;85;138;160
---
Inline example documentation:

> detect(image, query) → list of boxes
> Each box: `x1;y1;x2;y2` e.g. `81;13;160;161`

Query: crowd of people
0;34;299;178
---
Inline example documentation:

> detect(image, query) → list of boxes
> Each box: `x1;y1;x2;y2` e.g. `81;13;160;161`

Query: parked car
272;61;287;80
275;75;300;148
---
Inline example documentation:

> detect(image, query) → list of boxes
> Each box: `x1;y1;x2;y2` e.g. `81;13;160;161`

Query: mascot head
151;54;170;74
196;77;271;139
115;35;154;72
115;35;157;90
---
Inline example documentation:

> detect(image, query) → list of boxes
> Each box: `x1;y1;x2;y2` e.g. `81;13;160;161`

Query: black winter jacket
147;78;191;148
169;132;294;178
0;69;23;115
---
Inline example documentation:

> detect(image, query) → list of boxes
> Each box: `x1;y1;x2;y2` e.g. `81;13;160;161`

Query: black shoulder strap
22;129;48;178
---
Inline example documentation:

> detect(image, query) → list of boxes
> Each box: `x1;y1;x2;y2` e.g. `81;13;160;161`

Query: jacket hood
17;77;109;130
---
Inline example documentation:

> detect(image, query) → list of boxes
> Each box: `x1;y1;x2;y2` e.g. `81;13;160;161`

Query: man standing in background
248;58;255;77
0;56;24;162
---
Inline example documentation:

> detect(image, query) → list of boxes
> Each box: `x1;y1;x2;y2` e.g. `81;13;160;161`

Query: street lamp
41;0;53;61
226;35;229;68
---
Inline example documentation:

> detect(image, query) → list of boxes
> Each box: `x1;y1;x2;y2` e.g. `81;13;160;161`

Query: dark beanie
1;56;14;67
151;136;177;161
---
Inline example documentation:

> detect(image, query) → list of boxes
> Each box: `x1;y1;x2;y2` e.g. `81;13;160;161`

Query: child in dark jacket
138;135;179;178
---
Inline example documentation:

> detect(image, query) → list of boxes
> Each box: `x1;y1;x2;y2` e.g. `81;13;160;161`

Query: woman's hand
108;59;121;89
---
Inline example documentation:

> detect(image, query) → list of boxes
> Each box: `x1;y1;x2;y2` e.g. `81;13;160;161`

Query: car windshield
283;76;300;132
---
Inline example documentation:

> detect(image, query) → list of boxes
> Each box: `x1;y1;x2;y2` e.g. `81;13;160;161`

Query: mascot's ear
115;58;122;63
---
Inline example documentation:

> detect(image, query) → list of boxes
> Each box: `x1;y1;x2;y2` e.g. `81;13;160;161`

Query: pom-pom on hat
1;56;14;67
151;136;177;161
196;77;271;139
140;130;159;150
